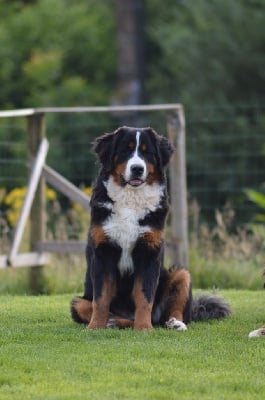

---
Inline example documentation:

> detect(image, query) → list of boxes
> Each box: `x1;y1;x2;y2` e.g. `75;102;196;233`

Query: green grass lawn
0;290;264;400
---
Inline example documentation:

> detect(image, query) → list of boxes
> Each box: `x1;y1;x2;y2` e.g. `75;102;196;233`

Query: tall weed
0;189;264;294
188;199;264;290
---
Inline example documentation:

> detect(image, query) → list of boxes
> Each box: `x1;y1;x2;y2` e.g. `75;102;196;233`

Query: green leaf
245;189;265;209
254;213;265;223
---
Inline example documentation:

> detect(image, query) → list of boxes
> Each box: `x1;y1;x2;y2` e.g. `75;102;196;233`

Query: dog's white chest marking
103;176;164;274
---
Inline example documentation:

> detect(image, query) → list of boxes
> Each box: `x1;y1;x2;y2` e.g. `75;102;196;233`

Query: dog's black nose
131;164;144;176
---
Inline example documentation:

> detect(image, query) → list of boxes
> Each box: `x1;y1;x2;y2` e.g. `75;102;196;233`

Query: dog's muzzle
124;163;146;187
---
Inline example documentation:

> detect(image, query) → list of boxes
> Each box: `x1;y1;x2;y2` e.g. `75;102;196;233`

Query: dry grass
189;199;264;260
188;200;264;290
0;196;264;294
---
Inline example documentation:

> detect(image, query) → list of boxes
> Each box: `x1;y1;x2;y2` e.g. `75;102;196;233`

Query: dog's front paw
165;318;187;331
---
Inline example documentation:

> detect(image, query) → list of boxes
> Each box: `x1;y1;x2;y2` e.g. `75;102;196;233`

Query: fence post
166;107;188;267
27;113;46;293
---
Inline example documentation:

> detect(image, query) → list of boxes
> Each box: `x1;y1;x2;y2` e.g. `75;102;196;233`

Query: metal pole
27;113;47;293
167;107;188;267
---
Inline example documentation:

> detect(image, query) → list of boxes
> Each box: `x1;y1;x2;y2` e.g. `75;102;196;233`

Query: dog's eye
140;144;147;152
128;142;135;151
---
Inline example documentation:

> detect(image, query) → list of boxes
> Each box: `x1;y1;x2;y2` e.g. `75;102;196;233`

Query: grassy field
0;290;264;400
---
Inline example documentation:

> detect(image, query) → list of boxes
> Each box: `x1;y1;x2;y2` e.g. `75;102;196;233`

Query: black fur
191;294;231;321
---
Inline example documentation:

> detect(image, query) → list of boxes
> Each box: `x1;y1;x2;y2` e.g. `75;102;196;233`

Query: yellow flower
6;209;20;227
46;187;57;201
4;187;26;206
4;185;57;227
0;188;6;204
83;187;92;197
72;186;91;213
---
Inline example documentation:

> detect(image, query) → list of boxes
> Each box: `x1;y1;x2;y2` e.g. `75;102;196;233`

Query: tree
0;0;116;109
145;0;265;219
0;0;116;186
112;0;145;107
0;0;264;218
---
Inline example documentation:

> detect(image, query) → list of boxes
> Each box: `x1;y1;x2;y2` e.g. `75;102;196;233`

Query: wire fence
186;104;265;223
0;106;189;272
0;104;264;233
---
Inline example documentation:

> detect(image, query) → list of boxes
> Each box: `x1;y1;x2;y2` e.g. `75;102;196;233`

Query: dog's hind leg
71;297;93;324
162;268;192;331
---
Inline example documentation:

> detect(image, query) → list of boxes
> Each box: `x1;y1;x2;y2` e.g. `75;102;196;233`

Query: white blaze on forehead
125;131;147;181
135;131;141;152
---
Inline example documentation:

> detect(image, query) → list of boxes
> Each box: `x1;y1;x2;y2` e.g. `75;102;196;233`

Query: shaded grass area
0;291;264;399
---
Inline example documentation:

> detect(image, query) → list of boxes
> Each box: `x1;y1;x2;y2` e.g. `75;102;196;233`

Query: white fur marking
248;327;265;338
97;201;113;210
165;318;187;331
103;176;164;275
136;131;140;150
106;318;119;329
125;131;147;182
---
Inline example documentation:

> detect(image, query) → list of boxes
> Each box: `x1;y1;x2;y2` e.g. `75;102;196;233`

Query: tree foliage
145;0;265;218
0;0;264;219
0;0;116;108
146;0;265;107
1;0;264;111
0;0;116;186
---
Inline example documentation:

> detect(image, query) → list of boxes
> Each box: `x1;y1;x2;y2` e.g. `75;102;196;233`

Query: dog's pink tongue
129;179;142;187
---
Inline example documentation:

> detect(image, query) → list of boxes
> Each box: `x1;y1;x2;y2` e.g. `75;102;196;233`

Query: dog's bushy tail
191;294;231;322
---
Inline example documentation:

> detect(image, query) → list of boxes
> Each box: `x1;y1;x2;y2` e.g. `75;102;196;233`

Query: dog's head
94;126;174;188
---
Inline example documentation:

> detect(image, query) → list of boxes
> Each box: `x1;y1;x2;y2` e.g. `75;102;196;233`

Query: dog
249;326;265;338
71;126;231;330
248;271;264;338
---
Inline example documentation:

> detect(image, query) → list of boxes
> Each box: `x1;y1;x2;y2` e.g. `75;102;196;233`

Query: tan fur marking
132;279;153;330
140;143;147;152
141;229;164;249
165;269;191;321
128;141;135;150
91;225;107;248
116;319;134;329
88;278;116;329
146;162;155;174
146;164;159;184
73;298;93;323
112;162;127;185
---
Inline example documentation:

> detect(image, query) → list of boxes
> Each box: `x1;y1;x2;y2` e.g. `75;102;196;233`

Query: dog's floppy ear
147;128;174;168
158;135;175;167
93;131;116;171
93;127;125;171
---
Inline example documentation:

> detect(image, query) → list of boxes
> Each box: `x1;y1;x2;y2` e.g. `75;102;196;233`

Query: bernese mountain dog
248;271;265;338
71;126;231;330
249;326;265;338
